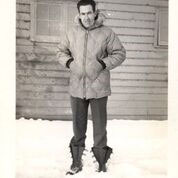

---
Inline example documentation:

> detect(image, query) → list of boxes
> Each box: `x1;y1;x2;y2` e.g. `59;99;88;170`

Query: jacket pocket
86;60;103;81
70;61;83;80
91;70;110;92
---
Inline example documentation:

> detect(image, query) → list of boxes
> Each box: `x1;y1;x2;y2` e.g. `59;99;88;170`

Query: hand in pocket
70;61;83;79
86;60;103;81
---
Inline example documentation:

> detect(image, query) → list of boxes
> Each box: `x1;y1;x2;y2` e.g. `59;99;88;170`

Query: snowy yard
16;118;167;178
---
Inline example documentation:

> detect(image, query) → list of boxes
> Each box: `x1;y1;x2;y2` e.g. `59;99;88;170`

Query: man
57;0;126;175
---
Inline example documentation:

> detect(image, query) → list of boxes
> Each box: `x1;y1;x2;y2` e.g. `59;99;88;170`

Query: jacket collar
74;12;106;31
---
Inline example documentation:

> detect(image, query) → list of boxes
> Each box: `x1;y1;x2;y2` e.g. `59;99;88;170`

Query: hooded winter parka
57;13;126;99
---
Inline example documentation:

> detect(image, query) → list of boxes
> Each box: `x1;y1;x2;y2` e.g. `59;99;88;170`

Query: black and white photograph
15;0;170;177
2;0;178;178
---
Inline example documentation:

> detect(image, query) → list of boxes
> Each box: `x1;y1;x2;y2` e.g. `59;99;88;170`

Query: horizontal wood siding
16;0;168;120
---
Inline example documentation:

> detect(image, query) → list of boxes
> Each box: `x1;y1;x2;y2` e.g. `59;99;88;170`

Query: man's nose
84;14;89;18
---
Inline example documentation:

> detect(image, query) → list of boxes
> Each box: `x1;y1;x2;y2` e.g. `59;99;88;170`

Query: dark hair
77;0;96;12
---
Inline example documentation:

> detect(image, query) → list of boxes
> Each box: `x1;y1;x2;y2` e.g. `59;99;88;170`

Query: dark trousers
70;96;108;148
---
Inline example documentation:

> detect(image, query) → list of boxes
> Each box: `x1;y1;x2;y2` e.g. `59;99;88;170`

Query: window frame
30;0;77;43
154;7;168;48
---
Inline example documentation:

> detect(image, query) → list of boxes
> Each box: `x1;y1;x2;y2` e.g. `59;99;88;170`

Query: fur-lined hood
74;12;106;30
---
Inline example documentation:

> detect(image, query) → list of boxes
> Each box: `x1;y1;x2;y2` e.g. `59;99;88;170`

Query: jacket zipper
83;30;89;98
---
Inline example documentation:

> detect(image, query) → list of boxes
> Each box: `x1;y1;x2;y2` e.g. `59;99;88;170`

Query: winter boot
66;144;85;175
92;146;113;172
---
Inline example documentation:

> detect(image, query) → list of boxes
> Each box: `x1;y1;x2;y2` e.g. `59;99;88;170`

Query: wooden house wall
16;0;168;120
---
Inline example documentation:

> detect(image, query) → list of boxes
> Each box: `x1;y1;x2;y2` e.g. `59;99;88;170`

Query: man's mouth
84;20;90;24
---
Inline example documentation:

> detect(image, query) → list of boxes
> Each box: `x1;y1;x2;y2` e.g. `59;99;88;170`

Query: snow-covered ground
16;118;167;178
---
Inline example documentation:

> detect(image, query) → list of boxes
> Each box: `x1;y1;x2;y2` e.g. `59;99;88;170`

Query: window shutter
158;9;168;46
155;8;168;47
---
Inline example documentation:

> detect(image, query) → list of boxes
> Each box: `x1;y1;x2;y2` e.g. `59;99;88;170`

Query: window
30;0;78;42
154;8;168;47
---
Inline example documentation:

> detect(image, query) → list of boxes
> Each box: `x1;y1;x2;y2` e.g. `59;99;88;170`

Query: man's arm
102;30;126;70
56;32;73;68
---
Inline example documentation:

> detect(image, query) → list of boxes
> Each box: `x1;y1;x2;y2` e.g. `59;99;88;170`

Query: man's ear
94;10;99;20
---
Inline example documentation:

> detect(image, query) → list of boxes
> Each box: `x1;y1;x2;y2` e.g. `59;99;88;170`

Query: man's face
79;5;96;29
